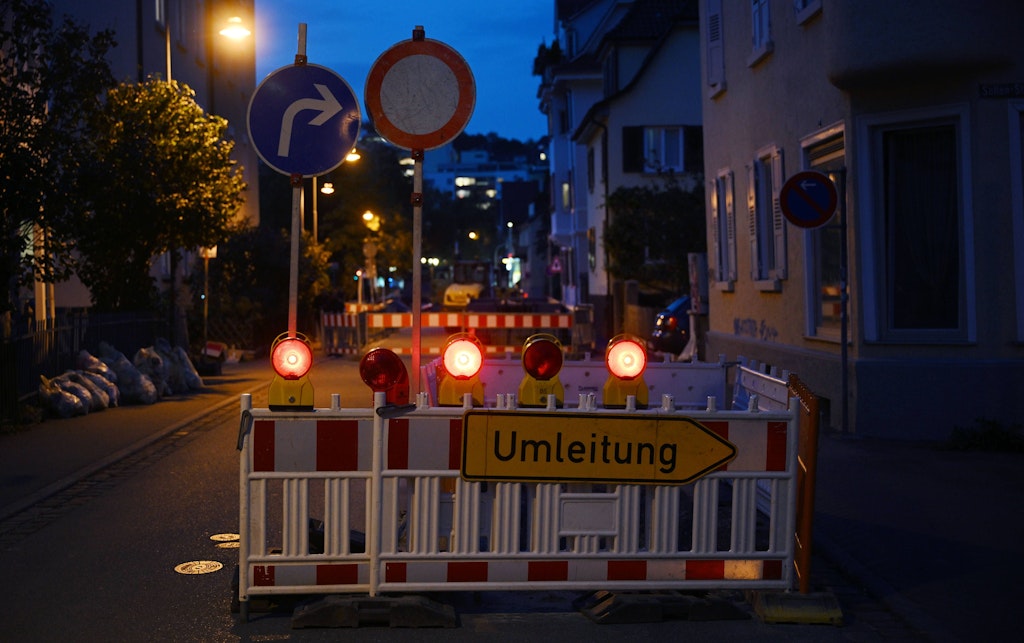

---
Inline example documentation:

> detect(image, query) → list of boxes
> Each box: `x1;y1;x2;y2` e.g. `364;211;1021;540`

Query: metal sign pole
837;168;849;434
412;150;424;396
289;174;302;336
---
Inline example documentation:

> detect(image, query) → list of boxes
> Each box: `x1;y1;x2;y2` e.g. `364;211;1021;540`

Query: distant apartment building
539;0;703;336
698;0;1024;438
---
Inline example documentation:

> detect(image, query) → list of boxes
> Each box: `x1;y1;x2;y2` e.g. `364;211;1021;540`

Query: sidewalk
3;352;1022;640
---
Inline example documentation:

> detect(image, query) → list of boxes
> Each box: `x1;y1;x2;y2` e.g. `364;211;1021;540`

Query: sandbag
62;370;110;412
38;375;87;418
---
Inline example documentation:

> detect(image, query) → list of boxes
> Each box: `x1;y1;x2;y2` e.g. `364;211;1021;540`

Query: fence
236;390;800;620
1;311;161;422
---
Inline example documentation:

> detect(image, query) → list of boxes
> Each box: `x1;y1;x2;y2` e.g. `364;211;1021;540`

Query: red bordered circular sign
365;36;475;151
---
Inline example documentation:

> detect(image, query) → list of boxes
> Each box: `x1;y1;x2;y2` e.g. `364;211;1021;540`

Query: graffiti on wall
733;318;779;342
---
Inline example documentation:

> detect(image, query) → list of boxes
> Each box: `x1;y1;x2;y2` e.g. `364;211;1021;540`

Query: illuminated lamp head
442;334;484;380
603;334;649;408
437;333;485;406
269;332;314;411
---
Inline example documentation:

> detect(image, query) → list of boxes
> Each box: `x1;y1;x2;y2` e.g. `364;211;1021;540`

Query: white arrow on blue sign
247;63;361;177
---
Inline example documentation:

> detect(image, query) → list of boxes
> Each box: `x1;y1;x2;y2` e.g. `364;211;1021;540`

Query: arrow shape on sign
277;83;343;157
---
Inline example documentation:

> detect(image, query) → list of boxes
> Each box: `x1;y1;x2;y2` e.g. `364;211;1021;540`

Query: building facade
43;0;259;311
540;0;703;340
698;0;1024;438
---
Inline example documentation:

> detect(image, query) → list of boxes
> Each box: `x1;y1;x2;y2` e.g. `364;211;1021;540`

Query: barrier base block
292;595;457;629
576;590;751;624
747;589;844;625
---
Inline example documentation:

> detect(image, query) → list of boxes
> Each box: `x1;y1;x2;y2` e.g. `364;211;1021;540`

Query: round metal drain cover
174;560;224;575
210;533;239;542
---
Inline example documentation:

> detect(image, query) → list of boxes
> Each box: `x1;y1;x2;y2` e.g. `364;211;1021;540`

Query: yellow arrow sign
461;410;737;485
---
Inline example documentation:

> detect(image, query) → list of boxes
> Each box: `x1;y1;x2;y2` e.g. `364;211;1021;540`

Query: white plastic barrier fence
237;392;799;619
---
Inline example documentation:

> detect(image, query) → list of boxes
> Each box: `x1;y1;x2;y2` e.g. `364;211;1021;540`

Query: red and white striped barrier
237;394;799;618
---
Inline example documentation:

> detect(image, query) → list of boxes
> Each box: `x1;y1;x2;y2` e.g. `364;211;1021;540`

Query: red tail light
271;333;313;379
605;335;646;380
665;315;678;331
521;334;563;380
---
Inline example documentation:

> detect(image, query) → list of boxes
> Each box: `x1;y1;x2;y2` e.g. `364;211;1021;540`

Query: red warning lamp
518;333;564;407
269;332;314;411
359;347;410;405
438;333;484;406
603;334;648;408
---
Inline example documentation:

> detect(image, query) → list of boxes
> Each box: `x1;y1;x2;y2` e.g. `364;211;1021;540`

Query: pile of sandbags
37;340;204;418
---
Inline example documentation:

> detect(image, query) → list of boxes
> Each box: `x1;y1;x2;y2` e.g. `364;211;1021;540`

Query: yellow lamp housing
269;332;314;411
518;333;565;407
437;333;485;406
602;334;649;409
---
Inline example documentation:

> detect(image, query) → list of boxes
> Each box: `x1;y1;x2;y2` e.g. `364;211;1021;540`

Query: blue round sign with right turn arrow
247;63;361;177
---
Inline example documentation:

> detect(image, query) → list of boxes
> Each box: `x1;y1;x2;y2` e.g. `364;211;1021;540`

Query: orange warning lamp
269;331;314;411
359;347;410;405
438;333;484;406
603;334;648;408
518;333;564;407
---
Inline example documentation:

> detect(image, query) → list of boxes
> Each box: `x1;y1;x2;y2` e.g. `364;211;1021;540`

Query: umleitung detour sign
461;410;737;485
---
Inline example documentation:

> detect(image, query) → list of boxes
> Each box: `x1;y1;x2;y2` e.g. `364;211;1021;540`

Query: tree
76;78;246;313
0;0;115;326
604;178;706;297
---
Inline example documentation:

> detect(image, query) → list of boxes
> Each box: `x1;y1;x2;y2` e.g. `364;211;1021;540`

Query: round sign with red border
779;170;838;229
365;36;475;150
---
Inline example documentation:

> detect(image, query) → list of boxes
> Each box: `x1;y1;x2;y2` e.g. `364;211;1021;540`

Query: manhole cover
210;533;240;542
174;560;224;575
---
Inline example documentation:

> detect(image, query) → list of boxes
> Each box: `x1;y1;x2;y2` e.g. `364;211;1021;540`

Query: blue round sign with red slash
779;171;838;229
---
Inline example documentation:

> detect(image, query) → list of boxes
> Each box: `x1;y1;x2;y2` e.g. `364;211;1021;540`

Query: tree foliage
0;0;115;320
76;78;246;310
604;178;706;296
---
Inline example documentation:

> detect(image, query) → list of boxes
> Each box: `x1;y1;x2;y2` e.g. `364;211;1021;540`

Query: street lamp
312;149;358;242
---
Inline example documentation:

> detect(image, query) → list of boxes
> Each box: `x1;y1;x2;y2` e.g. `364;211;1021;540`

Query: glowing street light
219;16;251;40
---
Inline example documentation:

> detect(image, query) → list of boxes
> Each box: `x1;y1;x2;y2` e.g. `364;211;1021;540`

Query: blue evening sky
253;1;554;142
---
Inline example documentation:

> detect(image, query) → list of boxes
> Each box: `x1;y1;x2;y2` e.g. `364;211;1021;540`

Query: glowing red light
522;335;563;380
443;335;483;379
359;348;407;391
271;336;312;379
606;336;646;380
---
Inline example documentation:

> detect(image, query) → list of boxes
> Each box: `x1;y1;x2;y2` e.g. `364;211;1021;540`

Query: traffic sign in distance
365;33;475;151
779;170;838;229
247;63;360;177
461;410;737;485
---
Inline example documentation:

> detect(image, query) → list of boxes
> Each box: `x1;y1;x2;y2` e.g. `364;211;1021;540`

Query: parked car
648;296;691;355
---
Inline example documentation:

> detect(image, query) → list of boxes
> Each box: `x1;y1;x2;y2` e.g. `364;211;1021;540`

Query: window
749;0;774;66
705;0;725;95
711;170;737;289
801;124;846;339
793;0;822;25
747;146;786;288
859;107;974;342
622;126;703;174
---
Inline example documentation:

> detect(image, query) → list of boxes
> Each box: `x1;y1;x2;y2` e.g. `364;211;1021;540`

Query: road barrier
322;310;575;356
236;390;800;620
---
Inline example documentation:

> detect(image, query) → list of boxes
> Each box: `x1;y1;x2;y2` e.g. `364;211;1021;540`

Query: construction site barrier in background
236;390;801;620
322;310;575;356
